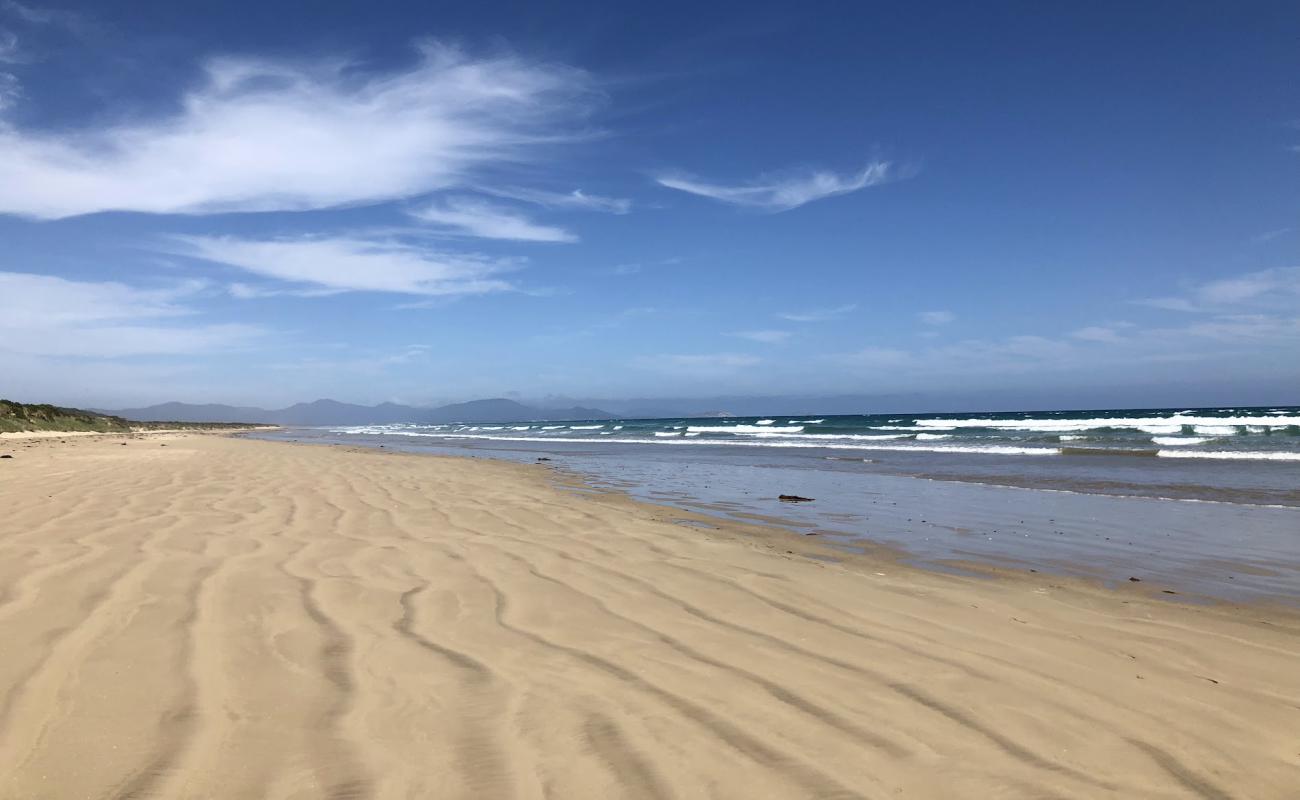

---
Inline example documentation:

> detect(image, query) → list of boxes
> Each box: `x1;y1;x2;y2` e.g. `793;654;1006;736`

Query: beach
1;433;1298;799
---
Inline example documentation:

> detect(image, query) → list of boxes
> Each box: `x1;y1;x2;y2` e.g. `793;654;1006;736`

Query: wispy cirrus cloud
1142;266;1300;312
777;303;856;322
0;271;262;357
0;23;18;110
918;310;955;325
657;161;893;212
408;196;576;242
728;329;791;343
1070;325;1127;343
169;234;520;297
0;69;17;111
481;186;631;214
0;41;593;218
1249;227;1292;245
636;353;760;374
0;26;17;62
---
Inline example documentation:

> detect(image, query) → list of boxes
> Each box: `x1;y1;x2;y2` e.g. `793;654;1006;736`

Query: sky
1;0;1298;411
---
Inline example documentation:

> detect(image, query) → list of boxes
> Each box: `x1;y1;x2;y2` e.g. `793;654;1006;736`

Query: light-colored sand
0;430;111;440
0;427;274;440
0;434;1296;799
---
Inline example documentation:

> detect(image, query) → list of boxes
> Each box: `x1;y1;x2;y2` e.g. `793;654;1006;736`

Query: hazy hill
99;401;270;424
109;398;618;426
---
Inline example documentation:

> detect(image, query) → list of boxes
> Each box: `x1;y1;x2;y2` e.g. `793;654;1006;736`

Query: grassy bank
0;399;271;433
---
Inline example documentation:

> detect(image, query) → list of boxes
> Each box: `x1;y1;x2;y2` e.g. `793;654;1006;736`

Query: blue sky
1;0;1297;410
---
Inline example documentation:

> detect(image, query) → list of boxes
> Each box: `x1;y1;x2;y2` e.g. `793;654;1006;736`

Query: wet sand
0;433;1297;798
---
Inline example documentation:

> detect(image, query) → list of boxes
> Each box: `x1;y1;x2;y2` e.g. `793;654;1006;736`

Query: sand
0;434;1296;799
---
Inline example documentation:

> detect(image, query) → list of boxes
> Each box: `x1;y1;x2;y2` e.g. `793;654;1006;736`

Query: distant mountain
98;401;272;424
426;398;613;423
109;398;618;426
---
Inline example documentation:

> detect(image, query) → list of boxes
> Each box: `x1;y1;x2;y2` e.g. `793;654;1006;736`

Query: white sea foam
912;414;1300;433
915;433;951;440
1158;450;1300;461
1152;436;1212;446
1193;425;1238;436
779;433;909;441
332;423;1298;462
568;424;604;430
1059;435;1086;441
686;424;805;434
511;426;531;431
756;419;775;425
541;425;564;430
790;419;824;424
612;425;624;430
369;431;1058;456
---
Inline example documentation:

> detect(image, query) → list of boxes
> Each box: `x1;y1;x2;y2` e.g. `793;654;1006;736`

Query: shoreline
2;433;1298;797
252;428;1300;606
439;441;1300;613
0;425;279;440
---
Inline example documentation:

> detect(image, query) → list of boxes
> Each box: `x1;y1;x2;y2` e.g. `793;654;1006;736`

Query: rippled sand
0;434;1296;798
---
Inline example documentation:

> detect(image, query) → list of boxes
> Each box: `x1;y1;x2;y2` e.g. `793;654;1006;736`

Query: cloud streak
777;303;856;322
1142;266;1300;312
636;353;760;374
918;310;955;325
729;329;791;343
0;271;262;357
409;196;576;242
170;234;520;297
0;42;592;218
657;161;893;211
481;186;631;214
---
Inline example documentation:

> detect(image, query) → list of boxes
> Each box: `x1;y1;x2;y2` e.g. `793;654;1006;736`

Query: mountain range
105;398;616;426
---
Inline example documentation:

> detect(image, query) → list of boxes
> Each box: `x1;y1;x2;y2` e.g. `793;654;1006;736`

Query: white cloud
0;25;17;111
408;196;576;242
657;161;893;212
171;234;519;297
835;336;1076;379
481;186;631;214
1142;266;1300;312
0;42;592;218
0;70;18;110
0;27;18;63
836;346;911;368
1169;314;1300;343
729;329;791;343
1250;227;1291;245
918;310;955;325
830;305;1300;390
1071;325;1125;343
603;263;642;276
0;271;261;357
777;303;856;322
636;353;761;374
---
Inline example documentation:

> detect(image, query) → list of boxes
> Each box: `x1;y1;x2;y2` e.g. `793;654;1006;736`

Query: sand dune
0;434;1297;798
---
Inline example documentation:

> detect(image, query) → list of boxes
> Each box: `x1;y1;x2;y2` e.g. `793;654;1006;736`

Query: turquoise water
331;406;1300;462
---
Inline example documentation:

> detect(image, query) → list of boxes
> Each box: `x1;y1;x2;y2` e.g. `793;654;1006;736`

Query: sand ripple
0;434;1297;798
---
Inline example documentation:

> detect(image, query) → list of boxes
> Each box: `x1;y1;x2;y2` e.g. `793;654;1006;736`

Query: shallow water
255;427;1300;604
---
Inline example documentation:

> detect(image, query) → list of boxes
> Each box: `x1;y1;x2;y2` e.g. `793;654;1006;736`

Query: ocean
328;406;1300;463
255;405;1300;603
